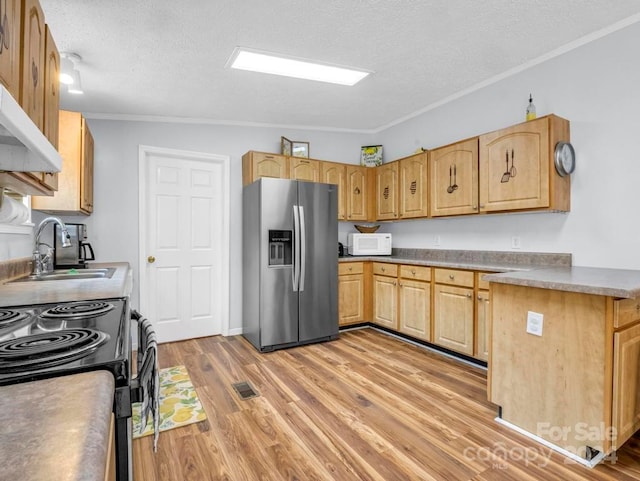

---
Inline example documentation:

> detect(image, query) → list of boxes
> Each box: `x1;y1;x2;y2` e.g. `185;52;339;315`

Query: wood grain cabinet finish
430;138;479;217
372;263;397;330
433;268;474;356
398;275;430;341
338;262;365;326
375;162;398;220
612;321;640;451
32;110;94;214
475;289;490;362
39;24;58;190
0;0;22;101
345;165;370;221
20;0;45;131
320;161;346;220
242;151;289;185
399;152;428;219
479;115;570;213
290;157;319;182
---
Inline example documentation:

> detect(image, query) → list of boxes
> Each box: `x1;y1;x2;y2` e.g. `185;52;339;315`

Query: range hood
0;85;62;173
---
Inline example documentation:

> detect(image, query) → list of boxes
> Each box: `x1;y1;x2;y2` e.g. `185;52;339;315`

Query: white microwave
347;233;392;256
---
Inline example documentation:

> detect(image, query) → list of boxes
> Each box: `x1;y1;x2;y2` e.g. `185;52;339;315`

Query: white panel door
139;146;230;343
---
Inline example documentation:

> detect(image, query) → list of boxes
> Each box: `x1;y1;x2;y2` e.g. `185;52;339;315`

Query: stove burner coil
41;301;115;319
0;328;109;371
0;309;30;329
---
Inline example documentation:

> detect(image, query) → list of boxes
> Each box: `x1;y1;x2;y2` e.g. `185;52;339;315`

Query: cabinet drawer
339;262;364;276
373;263;397;277
477;272;495;291
434;268;474;287
614;298;640;329
400;265;431;281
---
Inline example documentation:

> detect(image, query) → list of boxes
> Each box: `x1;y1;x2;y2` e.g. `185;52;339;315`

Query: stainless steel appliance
0;298;156;481
242;178;339;352
54;223;95;269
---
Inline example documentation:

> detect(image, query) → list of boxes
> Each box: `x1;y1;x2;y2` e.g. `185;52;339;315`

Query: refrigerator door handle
292;205;300;291
299;205;306;292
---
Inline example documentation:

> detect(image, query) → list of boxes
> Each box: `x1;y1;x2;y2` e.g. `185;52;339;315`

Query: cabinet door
338;274;364;326
479;117;549;212
433;283;474;355
245;152;288;184
475;289;490;361
80;118;94;213
0;0;22;101
399;152;428;219
430;138;478;217
40;25;59;190
612;322;640;450
21;0;45;130
375;162;398;220
399;279;430;341
290;157;319;182
320;162;345;220
373;274;397;329
345;165;369;221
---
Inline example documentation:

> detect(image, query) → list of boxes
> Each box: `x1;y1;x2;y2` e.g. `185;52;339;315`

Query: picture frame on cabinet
361;145;383;167
292;141;309;158
281;136;292;156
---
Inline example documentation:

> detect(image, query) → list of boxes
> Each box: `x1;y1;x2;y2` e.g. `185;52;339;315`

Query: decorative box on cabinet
20;0;45;131
479;115;570;213
430;137;479;217
320;161;346;220
372;263;398;329
375;162;398;220
242;151;289;186
32;110;94;214
433;268;474;356
399;152;428;219
338;262;365;326
398;265;431;341
0;0;22;101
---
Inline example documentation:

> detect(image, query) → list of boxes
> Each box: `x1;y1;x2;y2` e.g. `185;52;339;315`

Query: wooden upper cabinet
40;24;59;190
479;115;570;213
345;165;369;221
290;157;319;182
430;137;479;217
0;0;22;101
242;151;289;185
399;152;428;219
320;161;346;220
20;0;45;131
32;110;94;214
375;161;398;220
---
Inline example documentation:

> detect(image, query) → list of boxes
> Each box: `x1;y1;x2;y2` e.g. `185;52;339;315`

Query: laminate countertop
0;371;115;481
0;262;131;307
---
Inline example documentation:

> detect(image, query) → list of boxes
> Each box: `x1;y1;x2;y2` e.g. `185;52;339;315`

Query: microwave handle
81;242;95;261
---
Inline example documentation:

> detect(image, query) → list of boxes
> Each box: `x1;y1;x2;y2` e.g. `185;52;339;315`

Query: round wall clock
554;141;576;177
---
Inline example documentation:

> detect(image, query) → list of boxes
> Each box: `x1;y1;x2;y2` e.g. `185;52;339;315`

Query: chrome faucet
32;217;72;276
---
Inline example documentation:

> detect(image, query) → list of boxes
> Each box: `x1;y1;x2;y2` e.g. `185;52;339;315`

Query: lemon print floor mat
132;365;207;438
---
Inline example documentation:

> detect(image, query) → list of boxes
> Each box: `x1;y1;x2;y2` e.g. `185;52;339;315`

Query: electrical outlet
511;236;521;249
526;311;544;336
434;235;441;246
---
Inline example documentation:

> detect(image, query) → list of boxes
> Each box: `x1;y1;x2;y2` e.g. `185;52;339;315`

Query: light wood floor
133;328;640;480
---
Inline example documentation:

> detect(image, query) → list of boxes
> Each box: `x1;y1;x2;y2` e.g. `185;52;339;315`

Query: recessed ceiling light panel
227;47;371;86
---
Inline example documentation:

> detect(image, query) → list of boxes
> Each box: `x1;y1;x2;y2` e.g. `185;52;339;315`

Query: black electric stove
0;298;130;387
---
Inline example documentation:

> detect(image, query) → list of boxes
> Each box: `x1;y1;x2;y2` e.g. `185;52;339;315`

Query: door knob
147;256;156;263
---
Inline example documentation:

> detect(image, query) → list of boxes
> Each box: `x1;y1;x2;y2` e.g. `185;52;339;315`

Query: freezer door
259;178;299;348
297;181;339;343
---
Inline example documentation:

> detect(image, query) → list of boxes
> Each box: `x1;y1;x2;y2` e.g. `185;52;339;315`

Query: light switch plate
526;311;544;336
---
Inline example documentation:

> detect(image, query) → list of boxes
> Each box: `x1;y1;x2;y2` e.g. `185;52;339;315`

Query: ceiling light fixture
59;52;84;94
227;47;371;86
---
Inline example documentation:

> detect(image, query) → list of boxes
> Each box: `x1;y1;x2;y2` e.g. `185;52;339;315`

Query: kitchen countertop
0;262;131;307
0;371;115;481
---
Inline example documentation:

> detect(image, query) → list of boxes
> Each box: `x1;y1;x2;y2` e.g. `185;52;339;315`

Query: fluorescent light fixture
227;47;371;86
67;70;83;94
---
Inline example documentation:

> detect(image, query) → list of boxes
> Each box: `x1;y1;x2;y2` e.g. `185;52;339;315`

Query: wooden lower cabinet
433;281;474;356
338;263;365;326
105;414;116;481
612;321;640;450
475;289;490;361
372;263;397;329
398;278;430;341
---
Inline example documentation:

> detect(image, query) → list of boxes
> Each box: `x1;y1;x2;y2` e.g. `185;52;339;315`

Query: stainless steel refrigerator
242;178;339;352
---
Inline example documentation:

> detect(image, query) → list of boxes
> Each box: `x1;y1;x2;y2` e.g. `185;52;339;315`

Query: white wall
17;19;640;333
374;21;640;269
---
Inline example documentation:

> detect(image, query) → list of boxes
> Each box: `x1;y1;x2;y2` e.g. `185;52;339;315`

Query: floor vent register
232;381;259;400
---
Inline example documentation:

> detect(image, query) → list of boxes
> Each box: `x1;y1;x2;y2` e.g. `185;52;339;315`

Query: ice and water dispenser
268;230;292;266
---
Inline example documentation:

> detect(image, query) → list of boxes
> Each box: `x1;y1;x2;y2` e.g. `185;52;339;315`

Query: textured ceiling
41;0;640;132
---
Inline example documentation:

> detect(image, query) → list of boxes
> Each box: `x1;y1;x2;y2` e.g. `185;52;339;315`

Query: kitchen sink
10;268;116;283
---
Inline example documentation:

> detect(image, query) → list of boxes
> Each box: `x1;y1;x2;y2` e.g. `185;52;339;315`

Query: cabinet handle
393;281;397;286
411;269;416;275
348;267;352;271
466;293;472;299
480;204;485;208
473;205;477;210
478;295;483;301
449;274;454;280
381;267;385;272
